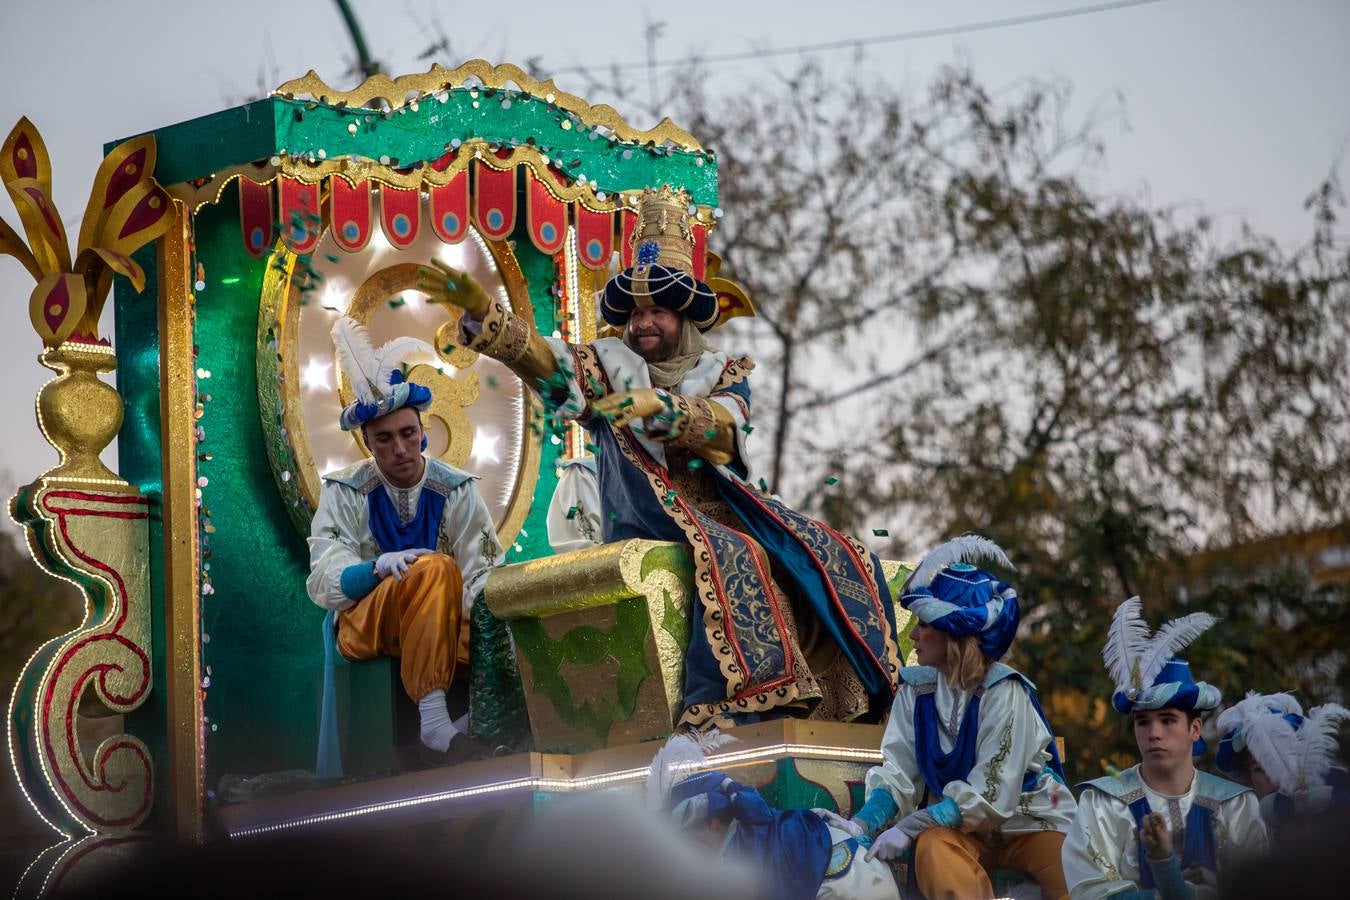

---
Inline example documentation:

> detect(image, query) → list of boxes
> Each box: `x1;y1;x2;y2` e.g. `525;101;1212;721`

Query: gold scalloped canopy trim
273;60;703;151
165;141;721;227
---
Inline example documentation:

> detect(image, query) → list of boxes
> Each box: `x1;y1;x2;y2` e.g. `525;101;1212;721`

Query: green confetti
704;428;718;439
566;505;579;520
872;528;889;537
687;458;704;470
388;297;407;308
1105;764;1124;780
824;476;839;486
758;478;769;492
609;512;618;521
740;423;754;434
486;375;499;389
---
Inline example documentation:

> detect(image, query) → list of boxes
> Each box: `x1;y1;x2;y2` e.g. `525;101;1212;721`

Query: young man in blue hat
834;535;1076;899
1062;598;1268;898
1214;691;1349;837
306;317;504;766
422;185;903;730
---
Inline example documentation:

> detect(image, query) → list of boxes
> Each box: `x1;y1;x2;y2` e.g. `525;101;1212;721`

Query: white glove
865;825;913;861
374;548;433;581
812;809;865;838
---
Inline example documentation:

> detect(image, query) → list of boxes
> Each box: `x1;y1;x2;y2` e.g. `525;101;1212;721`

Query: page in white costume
306;459;503;613
1062;764;1268;899
547;457;603;553
863;667;1076;835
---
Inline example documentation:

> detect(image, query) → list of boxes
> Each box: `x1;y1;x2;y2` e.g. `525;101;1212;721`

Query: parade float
3;61;920;896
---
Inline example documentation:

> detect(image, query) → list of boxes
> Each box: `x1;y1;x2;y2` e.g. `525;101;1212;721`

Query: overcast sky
0;0;1346;485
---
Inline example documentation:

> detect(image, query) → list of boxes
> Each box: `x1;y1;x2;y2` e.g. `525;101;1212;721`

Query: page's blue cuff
853;789;900;834
1107;892;1157;900
928;796;962;830
1145;852;1194;900
339;562;380;601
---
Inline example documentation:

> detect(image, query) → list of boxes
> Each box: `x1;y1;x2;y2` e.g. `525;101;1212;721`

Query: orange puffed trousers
913;826;1068;900
336;553;468;700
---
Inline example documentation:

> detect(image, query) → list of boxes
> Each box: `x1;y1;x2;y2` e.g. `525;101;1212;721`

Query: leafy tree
590;56;1350;774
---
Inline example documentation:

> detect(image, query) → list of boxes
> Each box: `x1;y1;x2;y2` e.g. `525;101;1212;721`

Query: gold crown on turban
629;185;695;276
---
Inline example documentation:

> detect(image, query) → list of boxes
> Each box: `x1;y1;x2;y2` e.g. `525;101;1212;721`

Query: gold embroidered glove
418;259;493;318
591;389;667;430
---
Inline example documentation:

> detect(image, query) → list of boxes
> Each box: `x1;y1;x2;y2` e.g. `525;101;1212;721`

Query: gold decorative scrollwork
9;344;154;837
274;59;703;150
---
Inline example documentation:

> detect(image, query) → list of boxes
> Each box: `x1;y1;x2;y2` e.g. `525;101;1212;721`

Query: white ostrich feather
645;729;736;811
907;534;1014;591
331;317;380;405
1216;691;1303;739
1241;707;1302;794
1101;598;1216;695
1295;703;1350;794
1103;598;1152;693
374;336;434;389
1134;612;1217;693
330;316;433;405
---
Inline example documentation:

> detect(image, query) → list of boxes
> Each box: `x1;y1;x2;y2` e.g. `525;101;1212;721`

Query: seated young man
838;536;1076;900
306;317;504;766
1215;691;1349;837
1063;598;1269;899
648;734;901;900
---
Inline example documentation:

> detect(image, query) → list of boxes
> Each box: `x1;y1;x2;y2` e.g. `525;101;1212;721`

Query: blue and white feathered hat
1103;597;1220;717
1216;691;1348;800
899;535;1020;661
645;729;737;824
1216;691;1304;780
331;316;434;432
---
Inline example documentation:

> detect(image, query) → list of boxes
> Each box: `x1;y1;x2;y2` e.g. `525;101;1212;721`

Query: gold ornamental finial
1;117;174;348
630;185;694;275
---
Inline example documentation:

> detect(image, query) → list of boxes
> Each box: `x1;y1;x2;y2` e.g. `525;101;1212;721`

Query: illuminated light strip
5;483;111;838
35;835;96;900
45;342;117;357
13;837;68;900
563;226;586;459
227;742;881;839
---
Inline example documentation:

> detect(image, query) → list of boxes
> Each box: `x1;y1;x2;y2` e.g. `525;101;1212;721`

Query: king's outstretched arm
592;389;741;467
419;261;558;386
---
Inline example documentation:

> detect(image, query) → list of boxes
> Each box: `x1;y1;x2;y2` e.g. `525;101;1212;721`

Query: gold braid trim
459;297;509;354
460;299;534;364
494;307;534;364
663;395;719;451
605;426;809;727
981;718;1015;804
1086;834;1122;882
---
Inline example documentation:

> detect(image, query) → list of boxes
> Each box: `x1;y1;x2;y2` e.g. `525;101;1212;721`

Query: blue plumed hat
1102;597;1221;754
331;316;434;432
900;535;1020;661
601;186;718;332
1215;692;1305;779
